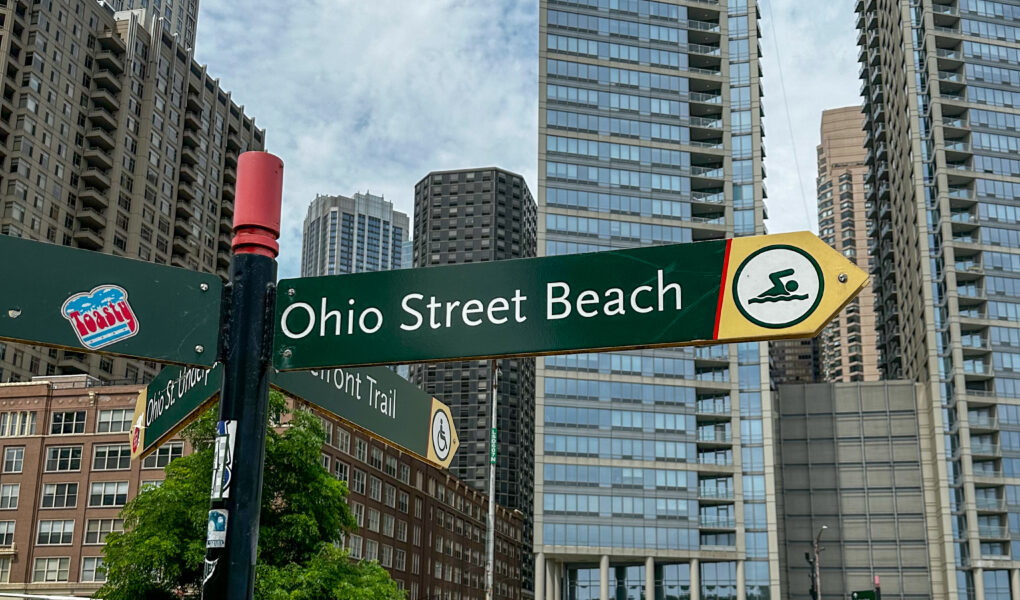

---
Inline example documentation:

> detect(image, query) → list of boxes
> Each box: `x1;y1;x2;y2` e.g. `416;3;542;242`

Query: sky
194;0;862;279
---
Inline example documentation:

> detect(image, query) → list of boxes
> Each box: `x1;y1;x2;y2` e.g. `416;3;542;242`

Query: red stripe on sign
713;239;733;340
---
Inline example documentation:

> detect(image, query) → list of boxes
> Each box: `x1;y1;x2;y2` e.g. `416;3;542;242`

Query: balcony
178;182;196;202
179;164;197;184
172;233;195;255
184;110;202;131
97;29;126;53
81;168;111;190
186;92;202;112
691;190;725;204
92;69;121;93
181;146;199;166
690;91;723;105
218;233;232;252
83;145;113;170
91;88;119;111
699;516;736;529
690;116;723;130
88;106;117;130
78;187;108;209
223;165;236;184
697;488;735;502
57;352;90;373
96;50;124;74
176;199;196;219
85;127;115;150
75;206;106;229
222;183;235;200
697;428;732;444
182;128;200;148
219;215;233;234
73;226;104;250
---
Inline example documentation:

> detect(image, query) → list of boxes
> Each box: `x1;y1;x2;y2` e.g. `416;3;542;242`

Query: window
37;519;74;545
396;520;408;542
351;469;366;494
395;549;406;571
382;514;395;536
349;534;363;559
0;521;13;545
370;447;383;470
50;411;86;434
33;557;70;582
41;483;77;508
143;441;183;468
0;411;37;436
89;481;128;507
398;491;409;513
334;461;349;482
398;463;410;484
354;439;367;462
337;428;350;453
321;453;330;470
81;557;106;582
367;508;380;532
365;539;378;561
381;544;393;568
351;502;364;527
0;557;10;582
45;446;82;472
0;484;19;509
96;409;132;433
385;456;398;477
85;519;123;544
384;484;396;508
93;444;131;470
369;476;382;501
3;448;23;473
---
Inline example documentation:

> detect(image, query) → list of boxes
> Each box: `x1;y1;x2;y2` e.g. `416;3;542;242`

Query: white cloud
759;0;862;234
194;0;861;276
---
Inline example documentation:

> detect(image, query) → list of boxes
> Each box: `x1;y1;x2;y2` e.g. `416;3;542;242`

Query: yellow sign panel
425;397;460;469
715;231;870;341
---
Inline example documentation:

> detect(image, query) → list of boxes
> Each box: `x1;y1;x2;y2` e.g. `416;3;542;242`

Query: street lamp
805;525;828;600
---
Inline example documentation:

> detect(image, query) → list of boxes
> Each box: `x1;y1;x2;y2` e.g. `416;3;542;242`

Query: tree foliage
97;392;403;600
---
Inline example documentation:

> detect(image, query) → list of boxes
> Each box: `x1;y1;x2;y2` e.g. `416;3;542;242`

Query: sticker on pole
425;398;458;469
731;245;824;329
206;509;228;549
211;420;237;500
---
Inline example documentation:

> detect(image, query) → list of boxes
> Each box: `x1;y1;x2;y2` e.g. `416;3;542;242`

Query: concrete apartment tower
0;4;263;385
858;0;1020;596
408;167;537;593
299;192;410;277
537;1;776;598
816;107;880;383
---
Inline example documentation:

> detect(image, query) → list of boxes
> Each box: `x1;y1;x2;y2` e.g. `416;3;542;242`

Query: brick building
0;376;524;598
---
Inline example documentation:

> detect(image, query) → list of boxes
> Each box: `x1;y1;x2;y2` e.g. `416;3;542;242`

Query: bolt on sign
273;231;868;371
0;235;221;367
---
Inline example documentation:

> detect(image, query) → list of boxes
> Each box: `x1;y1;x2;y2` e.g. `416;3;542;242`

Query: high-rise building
815;106;880;383
0;4;264;385
858;0;1020;596
774;381;943;600
299;192;409;277
769;338;820;386
409;166;537;592
537;1;774;598
103;0;199;50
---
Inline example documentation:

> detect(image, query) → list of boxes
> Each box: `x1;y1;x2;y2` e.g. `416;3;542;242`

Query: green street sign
270;367;459;468
0;235;221;366
851;591;877;600
273;232;868;370
131;363;222;459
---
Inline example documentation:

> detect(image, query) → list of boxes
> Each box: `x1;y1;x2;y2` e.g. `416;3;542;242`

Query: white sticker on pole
210;420;237;500
206;509;228;548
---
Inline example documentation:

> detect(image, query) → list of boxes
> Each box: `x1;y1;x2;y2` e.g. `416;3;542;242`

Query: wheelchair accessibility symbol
431;409;452;462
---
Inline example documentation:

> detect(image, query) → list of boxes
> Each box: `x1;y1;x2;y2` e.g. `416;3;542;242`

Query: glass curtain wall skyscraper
858;0;1020;597
536;1;776;598
300;192;409;277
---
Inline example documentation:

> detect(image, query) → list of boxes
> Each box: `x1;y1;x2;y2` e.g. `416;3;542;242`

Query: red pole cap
232;151;284;257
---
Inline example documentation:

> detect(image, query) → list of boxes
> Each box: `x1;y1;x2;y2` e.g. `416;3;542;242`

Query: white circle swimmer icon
732;244;824;329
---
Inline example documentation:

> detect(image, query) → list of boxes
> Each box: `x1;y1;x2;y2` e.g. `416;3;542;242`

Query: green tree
97;392;403;600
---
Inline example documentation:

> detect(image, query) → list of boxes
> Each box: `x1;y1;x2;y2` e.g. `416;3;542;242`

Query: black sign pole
202;151;284;600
